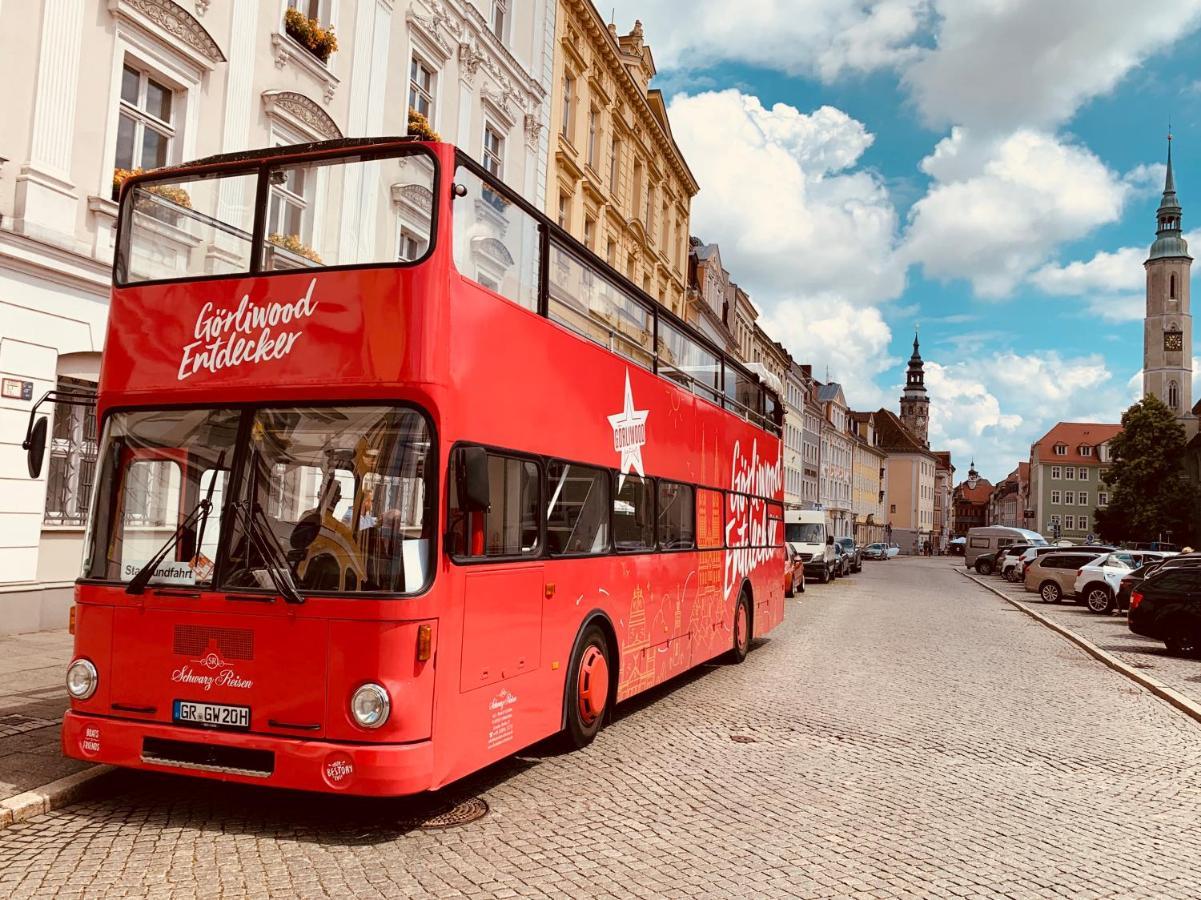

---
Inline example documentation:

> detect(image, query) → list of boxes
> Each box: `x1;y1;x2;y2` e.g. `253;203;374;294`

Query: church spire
899;325;930;447
1151;132;1190;260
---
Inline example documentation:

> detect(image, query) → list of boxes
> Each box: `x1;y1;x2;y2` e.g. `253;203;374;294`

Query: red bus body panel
65;142;784;795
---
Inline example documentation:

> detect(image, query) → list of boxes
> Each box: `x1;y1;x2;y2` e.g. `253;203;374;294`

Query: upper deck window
117;146;437;285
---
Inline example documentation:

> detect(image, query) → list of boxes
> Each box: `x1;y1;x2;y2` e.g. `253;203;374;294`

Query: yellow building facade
546;4;698;318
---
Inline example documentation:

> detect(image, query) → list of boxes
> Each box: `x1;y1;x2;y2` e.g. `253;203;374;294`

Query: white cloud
759;299;895;406
904;0;1201;131
609;1;929;82
924;351;1129;483
667;90;906;306
902;128;1131;297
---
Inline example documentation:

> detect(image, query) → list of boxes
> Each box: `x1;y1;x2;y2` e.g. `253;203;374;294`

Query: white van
785;509;838;584
965;526;1047;574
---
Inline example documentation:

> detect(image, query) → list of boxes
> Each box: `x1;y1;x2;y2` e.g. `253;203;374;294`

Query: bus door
449;448;544;692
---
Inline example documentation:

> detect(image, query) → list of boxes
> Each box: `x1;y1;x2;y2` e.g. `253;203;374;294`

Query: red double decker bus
29;138;784;796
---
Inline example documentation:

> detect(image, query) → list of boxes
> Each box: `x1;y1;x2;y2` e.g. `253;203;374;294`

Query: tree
1094;394;1198;545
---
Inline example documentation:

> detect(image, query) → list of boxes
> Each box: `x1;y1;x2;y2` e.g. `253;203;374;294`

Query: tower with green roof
1144;135;1196;434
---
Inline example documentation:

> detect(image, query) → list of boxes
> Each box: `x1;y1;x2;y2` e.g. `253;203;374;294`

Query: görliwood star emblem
608;370;649;489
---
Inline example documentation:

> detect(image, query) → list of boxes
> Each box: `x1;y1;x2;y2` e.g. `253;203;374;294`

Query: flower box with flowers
284;8;338;64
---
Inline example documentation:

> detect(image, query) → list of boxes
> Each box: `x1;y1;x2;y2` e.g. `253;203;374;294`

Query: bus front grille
172;625;254;660
142;737;274;778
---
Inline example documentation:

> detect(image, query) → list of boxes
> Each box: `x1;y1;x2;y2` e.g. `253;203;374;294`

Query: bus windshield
84;405;435;595
118;146;436;285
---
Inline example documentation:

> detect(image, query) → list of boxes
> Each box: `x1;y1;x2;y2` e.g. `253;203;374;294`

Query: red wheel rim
577;645;609;725
736;601;749;652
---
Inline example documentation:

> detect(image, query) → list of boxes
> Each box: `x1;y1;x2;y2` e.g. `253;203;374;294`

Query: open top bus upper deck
105;138;781;440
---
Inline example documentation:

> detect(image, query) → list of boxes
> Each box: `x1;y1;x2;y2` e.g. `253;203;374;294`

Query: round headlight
66;659;98;700
350;683;390;729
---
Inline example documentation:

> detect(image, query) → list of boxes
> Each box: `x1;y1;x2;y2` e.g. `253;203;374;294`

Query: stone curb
0;764;115;830
959;569;1201;727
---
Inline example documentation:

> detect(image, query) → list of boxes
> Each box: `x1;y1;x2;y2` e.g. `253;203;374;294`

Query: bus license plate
173;700;250;730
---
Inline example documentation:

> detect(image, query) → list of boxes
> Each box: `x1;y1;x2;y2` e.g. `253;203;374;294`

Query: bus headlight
66;659;98;700
350;683;390;729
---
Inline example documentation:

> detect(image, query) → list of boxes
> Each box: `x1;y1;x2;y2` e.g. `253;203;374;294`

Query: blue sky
610;0;1201;483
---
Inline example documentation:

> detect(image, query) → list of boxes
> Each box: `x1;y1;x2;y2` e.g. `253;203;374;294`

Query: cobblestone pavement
0;630;87;800
967;563;1201;708
6;560;1201;898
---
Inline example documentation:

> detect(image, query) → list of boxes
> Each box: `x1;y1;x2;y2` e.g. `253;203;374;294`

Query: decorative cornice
407;7;455;62
262;91;343;140
194;0;209;15
109;0;225;64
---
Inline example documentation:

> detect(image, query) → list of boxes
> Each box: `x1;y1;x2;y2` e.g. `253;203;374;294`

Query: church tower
900;329;930;447
1144;136;1196;434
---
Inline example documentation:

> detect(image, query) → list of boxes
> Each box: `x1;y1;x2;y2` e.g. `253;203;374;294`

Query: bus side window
613;473;654;552
449;448;540;560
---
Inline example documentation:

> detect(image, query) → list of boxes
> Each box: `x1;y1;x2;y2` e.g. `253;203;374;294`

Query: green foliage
1094;394;1198;544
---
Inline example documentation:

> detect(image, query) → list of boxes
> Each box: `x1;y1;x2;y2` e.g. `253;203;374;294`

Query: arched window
1169;380;1180;410
1171;273;1177;300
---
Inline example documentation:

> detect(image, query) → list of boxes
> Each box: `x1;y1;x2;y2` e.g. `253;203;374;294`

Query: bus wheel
730;591;752;664
562;624;610;750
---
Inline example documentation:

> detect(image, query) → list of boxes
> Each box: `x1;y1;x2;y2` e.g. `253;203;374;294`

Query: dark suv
1129;566;1201;656
834;537;862;574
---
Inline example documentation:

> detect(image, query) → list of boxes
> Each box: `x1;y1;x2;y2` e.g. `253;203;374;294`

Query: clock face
1165;331;1184;352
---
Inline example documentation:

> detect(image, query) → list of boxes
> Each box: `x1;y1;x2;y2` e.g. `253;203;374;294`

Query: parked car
1074;553;1136;614
1129;566;1201;656
966;526;1048;574
885;543;901;558
784;543;805;597
994;543;1035;577
863;542;888;560
1024;549;1108;603
832;541;849;577
1006;544;1113;582
835;537;862;574
786;509;837;584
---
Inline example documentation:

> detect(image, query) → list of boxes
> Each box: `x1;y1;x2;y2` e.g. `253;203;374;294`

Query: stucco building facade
1029;423;1120;542
545;6;697;318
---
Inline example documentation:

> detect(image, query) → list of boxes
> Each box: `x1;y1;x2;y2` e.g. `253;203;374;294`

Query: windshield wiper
126;451;227;595
230;500;305;604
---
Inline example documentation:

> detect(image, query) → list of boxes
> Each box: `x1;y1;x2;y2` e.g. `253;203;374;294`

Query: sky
609;0;1201;485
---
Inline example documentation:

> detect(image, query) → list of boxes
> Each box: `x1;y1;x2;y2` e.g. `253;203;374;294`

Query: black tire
1084;584;1114;615
1165;633;1201;658
1039;581;1062;604
977;559;994;576
730;590;752;663
561;624;611;750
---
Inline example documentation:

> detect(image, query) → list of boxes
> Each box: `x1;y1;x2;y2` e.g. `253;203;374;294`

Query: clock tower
1144;136;1196;435
900;329;930;447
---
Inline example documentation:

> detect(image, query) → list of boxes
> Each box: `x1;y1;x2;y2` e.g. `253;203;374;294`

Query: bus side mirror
461;447;490;513
24;417;48;479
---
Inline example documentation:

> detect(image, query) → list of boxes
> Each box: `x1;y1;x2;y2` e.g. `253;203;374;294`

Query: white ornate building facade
0;0;555;633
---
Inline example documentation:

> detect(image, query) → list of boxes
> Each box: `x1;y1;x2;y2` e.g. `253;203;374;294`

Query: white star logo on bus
608;370;648;490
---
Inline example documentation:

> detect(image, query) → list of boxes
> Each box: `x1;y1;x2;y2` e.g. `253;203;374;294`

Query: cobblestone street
5;558;1201;898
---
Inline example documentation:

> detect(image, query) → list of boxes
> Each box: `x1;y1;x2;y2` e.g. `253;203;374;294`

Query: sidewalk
0;629;88;801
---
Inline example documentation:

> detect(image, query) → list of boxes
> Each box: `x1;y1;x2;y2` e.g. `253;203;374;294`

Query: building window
115;62;176;175
1051;465;1061;479
561;72;575;140
1050;491;1060;504
583;216;595;251
1171;273;1177;300
409;57;436;121
1077;467;1088;480
890;504;896;514
645;182;655;235
606;238;616;265
398;230;426;262
1079;514;1089;532
631;160;643;220
483;122;504;179
43;376;99;527
557;192;570;229
1078;491;1088;507
1065;515;1075;530
1098;492;1108;507
1169;380;1180;410
609;137;621;194
267;138;310;242
1050;514;1061;528
1063;491;1073;505
1064;467;1075;480
1054;444;1067;456
1079;446;1092;457
490;0;507;41
587;106;599;169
